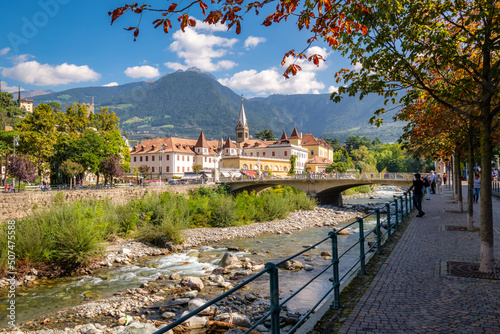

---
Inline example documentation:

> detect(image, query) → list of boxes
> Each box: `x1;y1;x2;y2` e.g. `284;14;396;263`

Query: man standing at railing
407;173;425;217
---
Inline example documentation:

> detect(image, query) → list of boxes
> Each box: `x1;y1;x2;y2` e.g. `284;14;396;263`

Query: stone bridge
221;173;414;206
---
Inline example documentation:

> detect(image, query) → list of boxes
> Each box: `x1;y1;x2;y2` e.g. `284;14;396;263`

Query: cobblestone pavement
336;186;500;334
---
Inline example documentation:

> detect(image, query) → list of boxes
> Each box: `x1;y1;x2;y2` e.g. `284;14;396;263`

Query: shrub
208;194;237;227
258;191;291;221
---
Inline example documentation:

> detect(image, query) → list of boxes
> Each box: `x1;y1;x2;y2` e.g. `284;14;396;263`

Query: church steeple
235;98;249;143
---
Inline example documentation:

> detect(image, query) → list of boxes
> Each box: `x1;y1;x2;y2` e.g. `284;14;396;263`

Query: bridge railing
219;172;414;183
153;192;415;334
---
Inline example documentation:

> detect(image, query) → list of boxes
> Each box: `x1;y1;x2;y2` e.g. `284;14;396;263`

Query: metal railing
153;192;414;334
221;172;415;183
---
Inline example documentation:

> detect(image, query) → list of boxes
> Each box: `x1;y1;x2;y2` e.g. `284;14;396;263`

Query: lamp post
159;147;164;186
12;136;19;190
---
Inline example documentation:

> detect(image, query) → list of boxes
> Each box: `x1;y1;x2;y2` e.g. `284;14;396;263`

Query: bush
208;194;237;227
258;191;291;221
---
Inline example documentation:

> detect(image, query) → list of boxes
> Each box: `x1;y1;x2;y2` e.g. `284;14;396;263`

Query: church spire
235;97;249;143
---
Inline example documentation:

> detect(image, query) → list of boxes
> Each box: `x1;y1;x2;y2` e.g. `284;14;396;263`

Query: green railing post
329;231;341;309
393;199;399;232
400;196;405;219
405;192;409;215
375;209;381;254
265;262;281;334
385;203;392;241
357;217;366;275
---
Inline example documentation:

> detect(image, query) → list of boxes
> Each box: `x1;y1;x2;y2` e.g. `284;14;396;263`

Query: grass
309;213;411;334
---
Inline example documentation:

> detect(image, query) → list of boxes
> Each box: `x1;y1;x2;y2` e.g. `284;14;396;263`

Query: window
272;151;275;156
242;164;248;170
311;150;314;155
159;166;162;172
187;156;189;162
167;155;170;161
284;151;288;156
257;152;260;157
146;156;148;162
177;155;179;161
182;167;185;172
134;157;137;162
182;156;185;161
238;132;242;138
152;167;155;172
250;153;253;156
204;157;207;162
209;158;211;163
177;166;180;172
263;152;266;156
167;166;170;172
140;156;143;162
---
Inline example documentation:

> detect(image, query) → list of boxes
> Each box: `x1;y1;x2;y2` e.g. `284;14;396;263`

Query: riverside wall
0;184;211;222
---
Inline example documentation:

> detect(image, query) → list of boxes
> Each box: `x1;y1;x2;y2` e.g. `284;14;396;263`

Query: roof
306;156;333;165
236;98;248;129
302;133;333;149
289;128;300;139
279;131;288;141
130;135;219;156
223;137;238;149
195;131;209;148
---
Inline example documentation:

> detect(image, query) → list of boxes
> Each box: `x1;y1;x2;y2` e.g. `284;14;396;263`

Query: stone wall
0;184;213;222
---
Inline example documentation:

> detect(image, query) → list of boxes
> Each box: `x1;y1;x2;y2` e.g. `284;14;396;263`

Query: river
0;186;404;328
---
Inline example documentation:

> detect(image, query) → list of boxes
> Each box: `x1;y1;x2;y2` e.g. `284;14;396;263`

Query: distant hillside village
130;100;334;182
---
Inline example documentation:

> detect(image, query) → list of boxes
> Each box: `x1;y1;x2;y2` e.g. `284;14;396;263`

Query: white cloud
0;81;21;93
1;61;100;86
353;62;363;71
124;66;160;79
0;47;10;56
103;82;119;87
218;46;331;96
244;36;266;49
328;86;339;93
11;54;34;64
164;20;238;72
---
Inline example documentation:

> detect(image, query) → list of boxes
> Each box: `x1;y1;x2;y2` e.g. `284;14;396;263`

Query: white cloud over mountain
102;82;119;87
124;66;160;79
164;20;238;72
1;60;100;86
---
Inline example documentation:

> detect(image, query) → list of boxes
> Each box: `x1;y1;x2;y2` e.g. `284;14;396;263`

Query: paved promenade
336;187;500;334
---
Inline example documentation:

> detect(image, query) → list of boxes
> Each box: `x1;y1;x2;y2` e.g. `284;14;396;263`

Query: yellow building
301;133;334;161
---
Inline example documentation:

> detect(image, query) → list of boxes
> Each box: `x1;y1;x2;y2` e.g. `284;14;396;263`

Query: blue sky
0;0;355;98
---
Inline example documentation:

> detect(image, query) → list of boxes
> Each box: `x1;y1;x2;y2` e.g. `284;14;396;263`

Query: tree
16;104;59;175
331;1;500;273
6;154;37;189
101;155;125;185
192;164;202;175
289;155;297;175
60;161;84;189
254;129;275;141
138;164;151;181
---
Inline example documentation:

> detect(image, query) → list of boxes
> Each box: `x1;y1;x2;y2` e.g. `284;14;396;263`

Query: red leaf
168;3;178;12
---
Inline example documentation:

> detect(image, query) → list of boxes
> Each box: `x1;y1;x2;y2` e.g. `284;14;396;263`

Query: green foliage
208;195;237;227
254;129;275;141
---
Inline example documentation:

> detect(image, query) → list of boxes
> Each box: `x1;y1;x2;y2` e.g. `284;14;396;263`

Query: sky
0;0;355;98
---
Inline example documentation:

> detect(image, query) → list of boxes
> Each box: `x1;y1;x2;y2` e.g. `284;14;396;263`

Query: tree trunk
467;127;474;229
454;151;463;212
479;118;495;273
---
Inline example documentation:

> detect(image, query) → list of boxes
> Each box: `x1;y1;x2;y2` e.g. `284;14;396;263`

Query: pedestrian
430;171;436;194
423;176;431;200
4;184;10;193
473;173;481;203
436;173;443;194
443;173;447;185
407;173;425;217
40;183;45;192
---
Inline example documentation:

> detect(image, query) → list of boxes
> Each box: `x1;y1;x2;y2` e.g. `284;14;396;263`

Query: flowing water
0;186;404;327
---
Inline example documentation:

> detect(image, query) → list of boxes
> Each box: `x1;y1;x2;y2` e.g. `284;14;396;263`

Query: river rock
170;273;181;280
118;322;158;334
181;277;204;291
80;323;98;334
214;313;252;328
278;260;304;270
161;312;176;320
212;267;231;275
304;265;314;271
184;290;199;298
219;252;239;267
335;228;350;235
219;282;233;289
119;248;131;255
320;251;332;257
180;311;209;329
188;298;218;316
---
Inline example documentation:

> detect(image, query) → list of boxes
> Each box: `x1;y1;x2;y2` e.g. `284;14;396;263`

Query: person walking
436;173;443;194
443;173;447;185
407;173;425;217
423;175;431;200
473;173;481;203
430;171;436;194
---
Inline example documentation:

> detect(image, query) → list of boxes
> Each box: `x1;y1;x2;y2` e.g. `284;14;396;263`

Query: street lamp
12;136;19;190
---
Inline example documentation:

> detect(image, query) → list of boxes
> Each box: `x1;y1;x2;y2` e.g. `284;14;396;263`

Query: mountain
31;69;404;142
32;81;152;107
20;89;54;99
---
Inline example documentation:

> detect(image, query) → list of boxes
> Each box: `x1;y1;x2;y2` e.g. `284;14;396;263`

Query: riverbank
1;201;371;333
